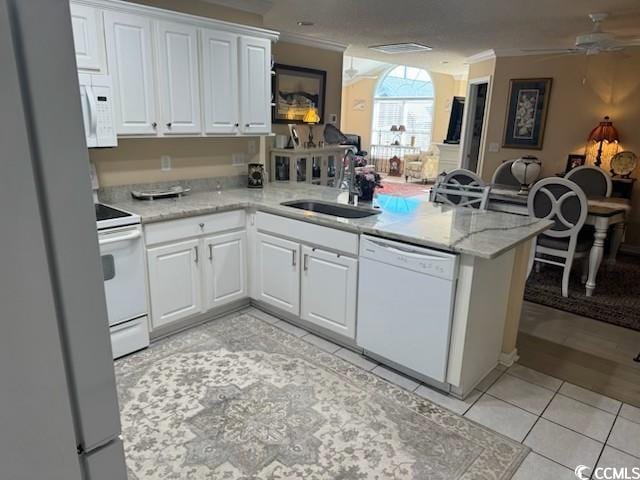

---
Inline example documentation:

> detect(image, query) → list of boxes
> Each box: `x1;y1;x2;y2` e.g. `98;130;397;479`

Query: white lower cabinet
256;232;300;315
203;231;247;309
147;238;201;329
300;246;358;338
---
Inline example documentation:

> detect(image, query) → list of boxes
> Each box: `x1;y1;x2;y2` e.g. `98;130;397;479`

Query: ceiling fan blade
520;48;581;54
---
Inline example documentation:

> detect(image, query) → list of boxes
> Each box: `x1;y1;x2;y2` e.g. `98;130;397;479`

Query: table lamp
390;125;399;145
586;116;620;168
303;107;320;147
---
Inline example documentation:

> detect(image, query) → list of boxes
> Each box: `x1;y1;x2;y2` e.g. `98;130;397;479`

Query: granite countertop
107;183;552;259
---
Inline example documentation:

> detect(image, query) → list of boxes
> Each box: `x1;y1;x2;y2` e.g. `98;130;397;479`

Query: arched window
371;66;434;150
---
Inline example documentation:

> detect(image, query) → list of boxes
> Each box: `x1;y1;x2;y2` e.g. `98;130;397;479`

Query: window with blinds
372;66;435;151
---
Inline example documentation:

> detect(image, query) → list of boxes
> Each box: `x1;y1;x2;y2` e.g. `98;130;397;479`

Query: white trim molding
465;49;496;65
499;349;520;368
277;32;348;52
72;0;279;41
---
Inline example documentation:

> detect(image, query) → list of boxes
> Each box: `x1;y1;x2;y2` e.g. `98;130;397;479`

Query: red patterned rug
377;180;430;198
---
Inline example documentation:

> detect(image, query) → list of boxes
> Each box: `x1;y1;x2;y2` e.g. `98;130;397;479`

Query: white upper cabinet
239;36;271;135
201;29;239;134
70;4;105;72
156;21;202;135
104;11;157;135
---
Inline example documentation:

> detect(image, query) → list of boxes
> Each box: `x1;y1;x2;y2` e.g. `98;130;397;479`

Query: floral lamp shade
586;116;620;168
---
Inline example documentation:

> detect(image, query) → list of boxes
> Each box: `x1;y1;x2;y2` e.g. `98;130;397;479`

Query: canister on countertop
248;163;264;188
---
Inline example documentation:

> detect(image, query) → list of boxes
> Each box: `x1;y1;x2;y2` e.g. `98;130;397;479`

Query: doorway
460;78;490;174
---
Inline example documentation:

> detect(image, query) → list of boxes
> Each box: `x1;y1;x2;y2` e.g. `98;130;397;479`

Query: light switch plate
488;143;500;153
161;155;172;171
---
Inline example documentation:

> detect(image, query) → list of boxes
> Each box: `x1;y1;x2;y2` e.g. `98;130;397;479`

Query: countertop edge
134;201;552;260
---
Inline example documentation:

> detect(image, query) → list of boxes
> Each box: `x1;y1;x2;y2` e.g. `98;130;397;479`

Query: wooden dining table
487;184;630;297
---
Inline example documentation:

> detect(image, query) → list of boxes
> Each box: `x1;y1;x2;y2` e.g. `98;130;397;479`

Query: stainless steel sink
281;200;380;218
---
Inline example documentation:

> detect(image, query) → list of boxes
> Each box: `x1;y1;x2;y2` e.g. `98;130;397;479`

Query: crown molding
277;32;348;52
465;49;496;64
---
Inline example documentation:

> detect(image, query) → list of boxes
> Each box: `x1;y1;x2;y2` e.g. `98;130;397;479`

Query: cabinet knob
152;122;157;129
166;122;172;128
245;124;250;128
234;123;239;127
199;222;205;230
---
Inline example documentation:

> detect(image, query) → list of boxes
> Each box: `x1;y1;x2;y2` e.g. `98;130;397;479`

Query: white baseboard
499;349;520;367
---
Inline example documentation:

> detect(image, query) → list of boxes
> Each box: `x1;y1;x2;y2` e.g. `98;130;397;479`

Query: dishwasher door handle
368;239;448;261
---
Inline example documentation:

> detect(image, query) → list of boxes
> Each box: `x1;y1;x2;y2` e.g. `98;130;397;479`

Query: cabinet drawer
255;212;358;256
145;210;245;246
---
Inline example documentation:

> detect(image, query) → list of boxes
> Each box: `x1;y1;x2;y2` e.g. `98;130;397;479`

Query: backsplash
98;174;246;204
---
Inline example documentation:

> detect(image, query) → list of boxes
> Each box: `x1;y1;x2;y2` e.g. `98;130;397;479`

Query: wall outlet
328;113;338;124
247;140;257;155
232;153;247;166
488;143;500;153
161;155;172;171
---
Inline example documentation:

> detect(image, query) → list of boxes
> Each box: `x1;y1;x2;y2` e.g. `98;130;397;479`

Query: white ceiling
204;0;640;75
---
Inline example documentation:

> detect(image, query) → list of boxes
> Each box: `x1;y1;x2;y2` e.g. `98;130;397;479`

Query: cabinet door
70;3;105;72
203;231;247;309
147;239;201;329
300;246;358;338
201;29;239;134
256;232;300;315
238;36;271;135
156;21;201;135
104;11;157;135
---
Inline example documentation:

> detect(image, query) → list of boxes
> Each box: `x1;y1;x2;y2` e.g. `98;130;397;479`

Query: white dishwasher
357;235;458;383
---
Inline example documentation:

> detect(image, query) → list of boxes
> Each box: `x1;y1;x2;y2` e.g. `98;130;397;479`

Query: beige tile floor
246;307;640;479
519;301;640;369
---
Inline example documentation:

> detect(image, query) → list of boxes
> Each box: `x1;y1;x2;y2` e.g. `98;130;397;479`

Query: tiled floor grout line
553;390;623;416
589;402;625;479
520;383;560;445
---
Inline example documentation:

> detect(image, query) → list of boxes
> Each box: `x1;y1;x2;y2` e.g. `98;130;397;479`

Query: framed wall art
272;64;327;124
502;78;552;149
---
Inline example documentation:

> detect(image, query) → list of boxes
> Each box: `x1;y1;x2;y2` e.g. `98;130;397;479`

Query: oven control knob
199;222;205;231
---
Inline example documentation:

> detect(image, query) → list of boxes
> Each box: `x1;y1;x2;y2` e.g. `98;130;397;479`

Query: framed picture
288;124;301;149
502;78;553;149
565;154;586;173
272;64;326;124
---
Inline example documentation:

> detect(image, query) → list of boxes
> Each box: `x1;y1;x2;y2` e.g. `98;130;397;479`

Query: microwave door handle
98;230;141;246
86;85;98;139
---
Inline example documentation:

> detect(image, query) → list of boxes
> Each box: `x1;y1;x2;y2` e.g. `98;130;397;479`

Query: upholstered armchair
404;151;440;183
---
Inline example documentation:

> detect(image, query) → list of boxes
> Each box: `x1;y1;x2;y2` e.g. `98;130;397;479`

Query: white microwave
79;73;117;148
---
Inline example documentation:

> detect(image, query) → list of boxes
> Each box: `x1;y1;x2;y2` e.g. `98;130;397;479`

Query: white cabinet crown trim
71;0;279;41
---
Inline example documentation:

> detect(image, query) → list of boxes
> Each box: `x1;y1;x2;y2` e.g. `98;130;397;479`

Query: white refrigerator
0;1;127;479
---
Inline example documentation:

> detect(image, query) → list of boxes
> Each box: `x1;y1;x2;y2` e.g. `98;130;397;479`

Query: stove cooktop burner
95;203;132;222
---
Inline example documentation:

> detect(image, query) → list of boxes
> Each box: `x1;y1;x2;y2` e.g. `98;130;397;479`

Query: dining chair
490;159;520;187
431;169;491;210
565;165;612;198
527;177;591;297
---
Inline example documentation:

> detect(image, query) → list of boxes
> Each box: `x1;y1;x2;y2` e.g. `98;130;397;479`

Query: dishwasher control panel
359;235;458;281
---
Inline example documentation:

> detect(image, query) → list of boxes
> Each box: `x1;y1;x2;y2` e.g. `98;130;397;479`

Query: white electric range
95;203;149;358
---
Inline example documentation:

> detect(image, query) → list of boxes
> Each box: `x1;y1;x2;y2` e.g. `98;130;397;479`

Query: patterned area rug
525;254;640;332
115;312;528;479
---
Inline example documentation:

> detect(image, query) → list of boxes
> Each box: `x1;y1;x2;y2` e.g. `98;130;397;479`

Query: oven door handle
99;230;141;246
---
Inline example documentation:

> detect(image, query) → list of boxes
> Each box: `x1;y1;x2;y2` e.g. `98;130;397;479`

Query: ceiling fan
522;13;640;55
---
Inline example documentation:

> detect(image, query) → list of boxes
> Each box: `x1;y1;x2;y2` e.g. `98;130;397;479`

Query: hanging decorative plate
611;151;638;177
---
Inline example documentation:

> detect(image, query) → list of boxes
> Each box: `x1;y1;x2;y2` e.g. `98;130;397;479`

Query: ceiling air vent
369;42;433;54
